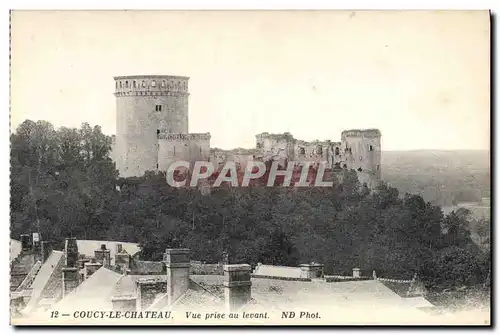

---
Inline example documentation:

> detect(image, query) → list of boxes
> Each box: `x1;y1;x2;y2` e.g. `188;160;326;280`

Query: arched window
125;81;129;88
162;80;166;87
119;82;122;88
151;80;156;87
142;80;146;88
183;82;187;91
299;147;305;155
335;147;340;155
115;82;118;89
369;145;374;151
133;81;136;88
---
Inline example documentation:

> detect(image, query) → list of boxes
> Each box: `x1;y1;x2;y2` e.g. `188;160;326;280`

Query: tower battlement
114;75;190;97
341;129;381;139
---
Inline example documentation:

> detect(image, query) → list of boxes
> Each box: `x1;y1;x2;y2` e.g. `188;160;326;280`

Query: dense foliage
10;120;491;292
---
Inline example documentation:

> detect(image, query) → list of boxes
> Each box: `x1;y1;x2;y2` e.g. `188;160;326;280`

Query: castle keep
111;75;382;188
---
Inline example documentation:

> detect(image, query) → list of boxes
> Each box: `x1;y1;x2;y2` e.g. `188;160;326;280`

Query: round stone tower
114;75;190;177
340;129;382;189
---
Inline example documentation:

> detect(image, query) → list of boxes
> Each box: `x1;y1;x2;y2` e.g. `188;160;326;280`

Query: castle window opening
115;82;118;89
133;81;136;88
299;147;305;155
162;80;166;87
357;167;363;172
335;147;340;155
142;80;146;88
125;81;129;88
343;164;347;169
151;80;156;87
155;105;162;112
156;163;159;169
119;82;122;88
156;129;160;135
369;145;374;151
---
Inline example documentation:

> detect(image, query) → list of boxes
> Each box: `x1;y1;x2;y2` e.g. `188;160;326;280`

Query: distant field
381;150;490;207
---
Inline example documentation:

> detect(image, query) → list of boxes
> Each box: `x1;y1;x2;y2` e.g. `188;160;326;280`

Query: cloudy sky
11;10;490;150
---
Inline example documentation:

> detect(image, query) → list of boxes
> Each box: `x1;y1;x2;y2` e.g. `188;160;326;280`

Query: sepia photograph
9;10;491;326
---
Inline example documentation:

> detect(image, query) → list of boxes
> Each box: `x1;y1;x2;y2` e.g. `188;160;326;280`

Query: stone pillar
300;263;324;279
163;248;191;306
64;237;79;267
62;267;79;297
353;267;361;278
223;264;252;312
112;295;137;312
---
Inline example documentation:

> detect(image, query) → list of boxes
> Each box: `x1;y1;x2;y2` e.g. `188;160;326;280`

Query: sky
10;10;490;151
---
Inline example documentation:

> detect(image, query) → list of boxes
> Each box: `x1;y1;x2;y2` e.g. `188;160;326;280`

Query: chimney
20;234;31;251
353;267;361;278
223;264;252;312
84;262;102;279
112;295;137;312
40;241;53;262
62;237;80;297
115;246;130;273
136;278;167;311
64;237;79;267
300;263;324;279
94;244;111;267
163;248;190;306
32;233;41;256
62;267;79;297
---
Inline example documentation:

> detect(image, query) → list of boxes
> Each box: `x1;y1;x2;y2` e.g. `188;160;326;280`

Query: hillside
381;150;490;207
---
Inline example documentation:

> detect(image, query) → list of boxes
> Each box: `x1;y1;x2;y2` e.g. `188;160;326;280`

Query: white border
2;1;497;334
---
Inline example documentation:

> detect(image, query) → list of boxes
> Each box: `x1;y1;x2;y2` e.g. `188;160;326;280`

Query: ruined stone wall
293;140;333;167
209;148;259;170
114;75;189;177
340;129;382;187
157;133;211;171
255;132;295;165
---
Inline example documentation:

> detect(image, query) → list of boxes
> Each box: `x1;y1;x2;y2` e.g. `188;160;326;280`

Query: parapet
157;132;211;141
114;75;190;97
341;129;381;138
255;132;295;141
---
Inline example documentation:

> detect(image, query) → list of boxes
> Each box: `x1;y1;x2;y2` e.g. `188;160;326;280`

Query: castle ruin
111;75;382;188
